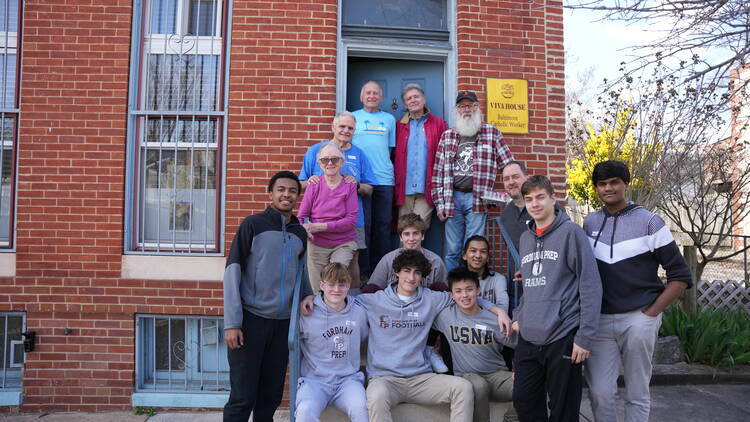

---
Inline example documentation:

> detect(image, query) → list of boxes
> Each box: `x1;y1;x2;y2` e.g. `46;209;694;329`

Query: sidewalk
3;363;749;422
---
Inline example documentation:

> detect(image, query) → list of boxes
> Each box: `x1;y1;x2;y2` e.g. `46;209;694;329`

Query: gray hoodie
515;208;602;350
299;294;368;385
356;284;496;379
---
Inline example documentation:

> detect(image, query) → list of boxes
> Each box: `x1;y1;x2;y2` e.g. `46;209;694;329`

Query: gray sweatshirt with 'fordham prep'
515;209;603;350
299;294;368;385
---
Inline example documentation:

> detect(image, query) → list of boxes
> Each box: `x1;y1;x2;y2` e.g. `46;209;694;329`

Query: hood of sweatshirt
592;202;641;259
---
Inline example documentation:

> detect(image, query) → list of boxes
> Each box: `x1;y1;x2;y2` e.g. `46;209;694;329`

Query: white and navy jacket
583;203;692;314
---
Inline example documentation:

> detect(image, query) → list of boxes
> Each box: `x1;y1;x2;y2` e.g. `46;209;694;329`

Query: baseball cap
455;90;478;104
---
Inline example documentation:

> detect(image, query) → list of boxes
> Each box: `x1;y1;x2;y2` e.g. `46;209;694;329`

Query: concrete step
320;401;512;421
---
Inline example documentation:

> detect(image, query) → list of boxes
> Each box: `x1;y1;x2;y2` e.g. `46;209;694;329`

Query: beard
454;108;482;137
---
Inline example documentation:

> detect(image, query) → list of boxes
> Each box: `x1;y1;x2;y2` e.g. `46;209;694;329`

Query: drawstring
593;215;608;249
610;214;619;259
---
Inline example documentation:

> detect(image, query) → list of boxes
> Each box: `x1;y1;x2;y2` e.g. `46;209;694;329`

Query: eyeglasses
456;103;479;111
319;157;342;165
322;281;349;290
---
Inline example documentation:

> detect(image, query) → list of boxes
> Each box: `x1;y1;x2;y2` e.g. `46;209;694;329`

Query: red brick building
0;0;565;412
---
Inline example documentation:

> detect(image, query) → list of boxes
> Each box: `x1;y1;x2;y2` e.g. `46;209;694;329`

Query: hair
397;213;426;236
591;160;631;185
447;267;480;289
268;170;301;193
521;174;554;196
503;160;528;176
320;262;351;285
392;249;432;277
401;83;425;102
459;235;492;279
332;110;356;126
360;80;383;97
316;142;344;160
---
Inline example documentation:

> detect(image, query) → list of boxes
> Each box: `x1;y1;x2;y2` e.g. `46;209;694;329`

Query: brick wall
0;0;565;412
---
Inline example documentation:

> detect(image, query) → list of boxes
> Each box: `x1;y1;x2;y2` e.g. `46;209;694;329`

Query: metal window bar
136;314;229;393
0;0;19;249
0;312;24;390
485;216;521;313
131;0;224;254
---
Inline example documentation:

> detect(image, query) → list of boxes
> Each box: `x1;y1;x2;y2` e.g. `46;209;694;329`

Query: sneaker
424;345;449;373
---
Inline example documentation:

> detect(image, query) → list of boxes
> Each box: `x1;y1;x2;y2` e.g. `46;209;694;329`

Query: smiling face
403;88;426;115
320;278;349;308
360;82;383;111
462;239;489;274
502;163;528;200
524;186;556;227
399;226;424;250
396;266;423;297
332;115;355;144
317;144;344;177
595;176;628;211
269;177;300;216
450;279;480;313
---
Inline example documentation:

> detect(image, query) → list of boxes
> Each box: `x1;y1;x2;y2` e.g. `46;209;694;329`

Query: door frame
336;0;457;125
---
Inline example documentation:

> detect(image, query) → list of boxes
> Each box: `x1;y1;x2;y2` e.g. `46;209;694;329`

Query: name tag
408;312;419;317
475;324;487;330
347;155;357;160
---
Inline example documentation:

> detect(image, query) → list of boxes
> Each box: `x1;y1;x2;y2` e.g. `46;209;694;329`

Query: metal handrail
486;216;522;314
287;259;306;422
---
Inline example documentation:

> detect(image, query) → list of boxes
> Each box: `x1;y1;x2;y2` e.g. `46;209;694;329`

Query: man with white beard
432;91;514;270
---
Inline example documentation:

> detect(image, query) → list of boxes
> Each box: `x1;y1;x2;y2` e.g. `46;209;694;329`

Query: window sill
0;391;22;406
121;255;225;281
131;392;228;408
0;253;15;277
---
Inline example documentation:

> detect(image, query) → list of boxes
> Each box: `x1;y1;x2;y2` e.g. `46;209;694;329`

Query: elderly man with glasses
432;91;514;270
299;111;376;290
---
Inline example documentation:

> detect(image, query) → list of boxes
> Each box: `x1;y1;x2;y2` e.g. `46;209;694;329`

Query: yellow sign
486;78;529;134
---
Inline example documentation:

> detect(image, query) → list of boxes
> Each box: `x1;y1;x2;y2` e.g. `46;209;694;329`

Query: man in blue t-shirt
352;81;397;276
300;111;377;287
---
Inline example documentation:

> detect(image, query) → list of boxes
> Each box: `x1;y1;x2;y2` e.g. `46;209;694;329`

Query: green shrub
660;306;750;367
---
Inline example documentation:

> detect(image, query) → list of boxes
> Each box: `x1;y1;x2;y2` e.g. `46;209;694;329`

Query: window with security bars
0;313;24;391
127;0;228;253
135;315;229;392
0;0;19;248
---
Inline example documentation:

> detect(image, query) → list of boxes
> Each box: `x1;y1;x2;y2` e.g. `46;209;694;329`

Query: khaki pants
459;370;513;422
399;194;434;229
307;241;357;293
366;373;474;422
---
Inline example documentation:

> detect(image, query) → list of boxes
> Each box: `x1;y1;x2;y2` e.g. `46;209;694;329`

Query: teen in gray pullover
511;175;602;422
296;263;369;422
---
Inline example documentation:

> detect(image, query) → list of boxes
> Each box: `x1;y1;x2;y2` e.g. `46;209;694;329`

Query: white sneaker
424;345;449;373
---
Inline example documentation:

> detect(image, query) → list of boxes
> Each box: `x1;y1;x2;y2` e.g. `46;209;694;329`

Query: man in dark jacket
394;83;448;229
223;171;313;422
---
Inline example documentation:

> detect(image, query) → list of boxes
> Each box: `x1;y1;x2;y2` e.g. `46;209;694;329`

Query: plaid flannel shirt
431;123;513;215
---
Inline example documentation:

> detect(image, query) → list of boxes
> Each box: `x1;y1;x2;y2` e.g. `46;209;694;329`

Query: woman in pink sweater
297;142;359;291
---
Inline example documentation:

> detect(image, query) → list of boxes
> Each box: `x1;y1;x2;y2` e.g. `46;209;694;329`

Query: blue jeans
361;185;394;274
444;191;486;270
295;374;368;422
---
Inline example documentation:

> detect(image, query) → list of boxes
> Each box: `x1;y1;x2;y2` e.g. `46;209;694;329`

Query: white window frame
0;0;20;250
124;0;231;255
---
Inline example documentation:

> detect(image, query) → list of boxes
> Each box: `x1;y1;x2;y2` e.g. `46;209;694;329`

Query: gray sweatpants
295;374;368;422
584;309;662;422
366;372;474;422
